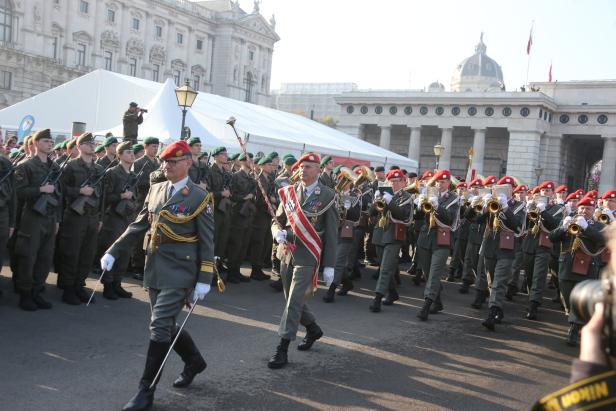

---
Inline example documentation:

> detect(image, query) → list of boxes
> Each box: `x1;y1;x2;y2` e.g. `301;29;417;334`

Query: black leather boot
429;293;443;314
297;323;323;351
494;307;504;324
470;289;487;309
103;283;119;300
19;290;38;311
526;301;540;320
322;283;336;303
382;288;399;306
417;298;433;321
62;286;82;305
267;338;290;369
122;340;170;411
369;293;383;312
225;269;241;284
566;323;581;347
337;278;354;296
505;284;518;301
172;330;207;388
459;280;471;294
446;267;456;282
75;285;91;303
114;282;133;298
269;277;283;292
32;289;52;309
250;267;270;281
482;306;499;331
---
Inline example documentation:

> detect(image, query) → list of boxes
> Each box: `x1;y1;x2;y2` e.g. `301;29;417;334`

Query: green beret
320;155;332;168
228;153;239;161
258;156;272;165
77;132;95;145
9;151;18;159
32;129;52;141
143;137;159;145
132;144;144;153
238;152;253;161
283;156;296;166
53;143;62;151
66;139;77;150
282;154;294;160
211;146;227;156
267;151;279;159
333;165;342;175
117;141;133;154
351;164;361;170
95;145;105;154
103;136;118;147
129;102;138;107
61;140;69;149
187;137;201;146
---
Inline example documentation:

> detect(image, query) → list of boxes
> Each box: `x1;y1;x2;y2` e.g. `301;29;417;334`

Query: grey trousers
474;247;489;291
375;243;401;295
423;248;449;300
559;279;583;325
488;257;514;309
507;245;525;289
279;262;316;341
461;242;480;283
334;241;353;284
525;250;551;304
148;288;186;343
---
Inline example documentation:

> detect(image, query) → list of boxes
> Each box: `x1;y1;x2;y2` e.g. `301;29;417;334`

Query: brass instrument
289;168;301;184
568;218;581;236
374;181;393;226
335;167;355;192
420;186;440;214
487;184;511;214
354;166;375;188
595;209;611;225
473;188;491;213
403;179;421;195
527;195;548;222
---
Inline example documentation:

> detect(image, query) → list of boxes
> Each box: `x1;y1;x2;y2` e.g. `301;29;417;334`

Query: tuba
335;167;356;193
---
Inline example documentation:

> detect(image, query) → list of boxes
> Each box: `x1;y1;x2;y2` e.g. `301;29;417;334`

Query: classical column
506;130;541;186
472;128;486;176
439;127;452;170
407;126;421;163
379;126;391;150
599;136;616;193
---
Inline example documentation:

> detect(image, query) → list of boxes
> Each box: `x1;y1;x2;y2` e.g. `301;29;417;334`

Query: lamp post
433;144;444;170
535;167;543;186
175;79;198;140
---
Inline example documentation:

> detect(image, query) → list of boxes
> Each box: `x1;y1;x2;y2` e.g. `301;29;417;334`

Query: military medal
181;187;189;196
314;187;321;195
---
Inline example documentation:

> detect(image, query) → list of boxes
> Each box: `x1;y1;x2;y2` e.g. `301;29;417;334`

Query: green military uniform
122;105;143;144
319;170;335;189
205;160;232;264
0;155;17;285
248;167;274;279
460;206;486;291
188;158;208;186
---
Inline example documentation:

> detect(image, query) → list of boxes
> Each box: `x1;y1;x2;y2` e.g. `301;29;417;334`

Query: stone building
0;0;279;109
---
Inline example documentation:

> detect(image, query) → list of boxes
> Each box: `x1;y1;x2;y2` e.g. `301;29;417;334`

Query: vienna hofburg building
336;35;616;192
0;0;279;109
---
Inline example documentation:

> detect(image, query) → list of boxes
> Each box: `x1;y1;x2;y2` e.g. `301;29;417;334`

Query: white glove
343;199;351;209
275;229;287;244
416;194;426;205
430;196;438;207
576;216;588;230
555;198;564;205
498;194;508;208
383;192;393;204
193;282;210;301
374;190;382;200
482;194;492;202
564;204;572;216
100;253;115;271
562;216;573;229
469;195;478;204
323;267;334;287
537;202;546;212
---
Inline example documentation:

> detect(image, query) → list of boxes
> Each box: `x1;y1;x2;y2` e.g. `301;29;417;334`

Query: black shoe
412;270;423;286
470;289;487;309
122;382;155;411
349;265;362;280
505;285;517;301
369;293;383;313
494;308;504;324
75;286;91;303
382;289;399;306
103;283;119;300
322;283;336;303
526;301;540;320
406;262;417;275
459;281;471;294
429;295;443;314
122;340;170;411
297;323;323;351
269;278;283;292
19;291;38;311
226;271;241;284
239;275;251;283
337;278;354;296
566;323;581;347
62;287;82;305
482;307;499;331
114;282;133;298
268;338;290;369
172;330;207;388
417;298;433;321
446;268;456;282
366;258;378;267
250;268;270;281
32;290;52;309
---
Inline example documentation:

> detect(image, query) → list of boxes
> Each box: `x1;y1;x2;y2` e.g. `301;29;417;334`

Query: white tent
0;69;417;170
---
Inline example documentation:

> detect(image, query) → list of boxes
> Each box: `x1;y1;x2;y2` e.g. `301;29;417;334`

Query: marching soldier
187;137;208;188
268;153;337;369
248;156;275;281
100;140;216;411
368;169;413;312
205;146;232;274
459;177;485;293
447;181;469;282
58;132;105;305
319;155;335;189
13;129;62;311
133;144;145;160
98;142;137;300
506;184;530;300
95;144;105;160
408;170;434;285
0;149;16;297
54;139;69;165
97;136;118;169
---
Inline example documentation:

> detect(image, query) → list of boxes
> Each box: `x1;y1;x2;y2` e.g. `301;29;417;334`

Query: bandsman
0;146;16;297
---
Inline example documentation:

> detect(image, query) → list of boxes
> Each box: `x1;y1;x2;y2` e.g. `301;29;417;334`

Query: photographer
122;102;145;144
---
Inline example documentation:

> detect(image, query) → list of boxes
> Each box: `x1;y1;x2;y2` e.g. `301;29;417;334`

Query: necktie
168;185;175;200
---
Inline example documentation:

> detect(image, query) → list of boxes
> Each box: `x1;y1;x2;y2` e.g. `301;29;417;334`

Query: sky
236;0;616;91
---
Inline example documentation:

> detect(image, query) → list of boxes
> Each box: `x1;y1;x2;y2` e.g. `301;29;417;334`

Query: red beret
420;170;434;181
601;190;616;200
539;181;555;191
456;182;467;189
565;192;582;202
159;140;191;160
482;176;496;186
555;185;568;193
576;196;596;207
295;152;320;167
469;178;484;188
513;184;528;193
497;176;515;186
433;169;452;182
386;169;404;180
574;189;585;197
529;186;540;194
586;190;598;199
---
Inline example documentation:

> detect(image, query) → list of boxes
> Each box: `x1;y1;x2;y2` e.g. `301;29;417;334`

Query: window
80;0;89;14
104;51;112;70
152;64;160;82
132;18;140;31
177;33;183;44
155;25;162;38
107;9;115;23
196;39;203;50
249;50;254;61
52;37;58;59
193;75;200;91
0;70;11;90
0;0;13;43
76;43;86;66
129;58;137;77
174;70;181;86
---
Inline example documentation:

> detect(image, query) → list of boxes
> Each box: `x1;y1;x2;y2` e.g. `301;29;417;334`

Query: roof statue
451;33;505;92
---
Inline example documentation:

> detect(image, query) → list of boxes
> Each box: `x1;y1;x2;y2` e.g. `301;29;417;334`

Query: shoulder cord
303;194;337;217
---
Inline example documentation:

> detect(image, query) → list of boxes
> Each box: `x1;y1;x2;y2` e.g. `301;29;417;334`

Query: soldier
205;146;232;274
186;137;208;188
133;144;145;160
130;137;160;281
228;152;240;172
459;177;486;293
248;156;275;281
506;184;531;300
13;129;62;311
268;153;337;369
319;155;335;189
97;136;118;169
409;170;435;285
368;169;413;312
98;142;137;300
416;170;460;320
52;143;63;160
601;190;616;220
100;140;215;411
447;181;470;282
0;149;16;297
225;152;256;283
122;101;145;144
58;132;106;305
66;139;79;160
554;185;569;204
95;144;105;160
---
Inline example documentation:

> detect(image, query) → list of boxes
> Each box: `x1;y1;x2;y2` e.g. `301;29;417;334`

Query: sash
278;185;323;292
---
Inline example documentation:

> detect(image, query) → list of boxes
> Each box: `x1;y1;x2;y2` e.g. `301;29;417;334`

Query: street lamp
175;79;198;140
534;167;543;186
433;144;444;170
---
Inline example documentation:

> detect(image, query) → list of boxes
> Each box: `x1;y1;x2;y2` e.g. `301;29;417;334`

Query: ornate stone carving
171;59;185;70
149;45;165;63
72;31;93;44
126;37;144;56
100;30;120;49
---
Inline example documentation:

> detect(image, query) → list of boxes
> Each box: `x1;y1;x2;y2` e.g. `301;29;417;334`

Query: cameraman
122;102;145;145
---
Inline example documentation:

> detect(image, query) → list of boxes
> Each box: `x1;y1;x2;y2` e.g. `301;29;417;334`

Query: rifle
69;159;116;215
114;160;149;215
11;151;26;165
32;154;71;216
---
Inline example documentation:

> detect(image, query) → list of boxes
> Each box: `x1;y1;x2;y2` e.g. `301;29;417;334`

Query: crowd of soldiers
1;127;615;351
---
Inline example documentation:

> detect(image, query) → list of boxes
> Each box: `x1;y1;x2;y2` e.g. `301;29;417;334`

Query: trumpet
472;188;491;213
527;195;548;221
403;179;421;195
595;209;611;225
420;186;440;214
289;168;301;185
487;184;511;214
335;167;356;192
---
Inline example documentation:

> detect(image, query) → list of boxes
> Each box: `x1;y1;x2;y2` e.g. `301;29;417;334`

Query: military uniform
96;154;116;169
122;108;143;144
319;170;335;189
206;162;232;265
248;170;274;279
188;158;208;186
0;155;16;286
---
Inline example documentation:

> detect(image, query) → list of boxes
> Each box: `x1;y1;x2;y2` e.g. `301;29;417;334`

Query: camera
571;274;616;356
139;108;148;113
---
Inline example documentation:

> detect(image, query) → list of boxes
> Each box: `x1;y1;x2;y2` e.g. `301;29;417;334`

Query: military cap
129;102;138;107
555;185;568;194
143;137;159;145
333;165;342;175
433;169;452;181
512;184;527;193
601;190;616;200
408;172;418;179
320;155;332;168
211;146;227;156
32;129;52;141
282;154;294;161
66;139;77;150
60;140;69;149
159;140;191;160
53;143;63;151
497;175;516;186
238;152;253;161
538;181;555;191
565;191;582;202
187;137;201;146
94;145;105;154
283;156;297;166
386;169;404;180
295;152;320;167
103;136;118;147
420;170;435;181
456;181;467;189
577;196;596;208
374;166;385;172
267;151;279;159
469;178;483;188
482;176;497;186
228;153;240;161
117;141;133;154
132;144;144;153
258;156;272;165
390;165;400;171
77;132;95;145
586;190;598;199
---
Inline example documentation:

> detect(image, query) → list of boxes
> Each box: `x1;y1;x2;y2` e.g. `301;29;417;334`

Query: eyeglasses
163;158;188;166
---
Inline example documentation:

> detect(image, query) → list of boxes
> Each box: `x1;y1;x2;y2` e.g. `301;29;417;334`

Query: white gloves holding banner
323;267;334;287
193;282;210;300
101;254;115;271
275;230;287;244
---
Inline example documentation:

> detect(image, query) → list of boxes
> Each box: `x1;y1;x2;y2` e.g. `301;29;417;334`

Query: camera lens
570;280;603;323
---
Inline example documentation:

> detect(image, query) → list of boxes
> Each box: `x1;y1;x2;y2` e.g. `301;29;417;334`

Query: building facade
0;0;279;109
336;36;616;192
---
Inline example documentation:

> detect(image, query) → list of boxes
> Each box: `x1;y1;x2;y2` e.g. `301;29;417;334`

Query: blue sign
17;115;35;142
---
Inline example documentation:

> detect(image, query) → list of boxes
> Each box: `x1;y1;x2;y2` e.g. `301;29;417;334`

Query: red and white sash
278;185;322;292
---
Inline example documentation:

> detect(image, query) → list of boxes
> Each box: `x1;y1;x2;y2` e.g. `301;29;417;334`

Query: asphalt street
0;264;575;411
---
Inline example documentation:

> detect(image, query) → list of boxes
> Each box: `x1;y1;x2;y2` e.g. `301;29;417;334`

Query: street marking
43;352;74;363
36;385;59;392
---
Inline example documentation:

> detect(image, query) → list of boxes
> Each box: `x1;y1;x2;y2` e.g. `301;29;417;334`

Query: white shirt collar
169;175;190;196
302;180;319;197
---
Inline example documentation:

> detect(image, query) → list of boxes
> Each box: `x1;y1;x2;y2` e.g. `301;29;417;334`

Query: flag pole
525;21;534;87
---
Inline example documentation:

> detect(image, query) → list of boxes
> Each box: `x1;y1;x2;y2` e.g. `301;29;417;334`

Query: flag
465;147;475;183
548;62;553;82
526;26;533;55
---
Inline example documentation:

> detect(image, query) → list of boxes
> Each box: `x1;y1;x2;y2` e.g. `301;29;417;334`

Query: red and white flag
548;62;553;82
526;26;533;55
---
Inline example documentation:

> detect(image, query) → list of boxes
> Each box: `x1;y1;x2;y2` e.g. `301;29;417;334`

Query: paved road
0;265;575;410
